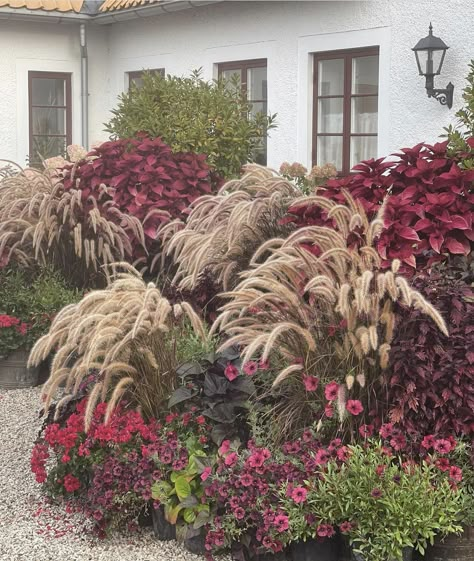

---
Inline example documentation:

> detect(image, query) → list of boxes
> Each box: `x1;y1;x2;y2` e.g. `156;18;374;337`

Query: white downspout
79;23;89;149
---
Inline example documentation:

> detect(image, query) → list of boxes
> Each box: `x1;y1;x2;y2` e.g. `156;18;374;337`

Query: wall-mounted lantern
412;23;454;109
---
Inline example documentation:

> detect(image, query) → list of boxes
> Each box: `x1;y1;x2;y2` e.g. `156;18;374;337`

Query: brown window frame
128;68;165;90
217;58;268;165
312;47;379;176
28;71;72;165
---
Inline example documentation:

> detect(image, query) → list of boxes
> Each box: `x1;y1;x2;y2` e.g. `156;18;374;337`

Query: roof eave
0;5;89;22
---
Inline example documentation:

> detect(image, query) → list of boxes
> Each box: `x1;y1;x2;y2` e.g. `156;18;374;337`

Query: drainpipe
79;23;89;149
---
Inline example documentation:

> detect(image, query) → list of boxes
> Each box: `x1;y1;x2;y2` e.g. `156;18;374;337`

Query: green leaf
174;475;192;501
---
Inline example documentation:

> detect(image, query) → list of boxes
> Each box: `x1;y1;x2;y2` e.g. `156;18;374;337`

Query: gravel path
0;387;213;561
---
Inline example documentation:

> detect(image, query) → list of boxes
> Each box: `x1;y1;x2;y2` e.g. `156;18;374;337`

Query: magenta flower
371;488;383;498
325;404;334;418
421;435;435;449
379;423;394;439
324;381;339;401
303;375;319;392
436;458;451;472
258;359;270;370
346;399;364;416
315;449;330;465
340;521;352;534
234;507;245;520
274;514;289;533
317;523;335;537
219;440;230;455
390;433;407;451
359;424;374;438
240;473;253;487
200;467;212;481
224;363;239;381
434;439;452;455
224;452;238;467
336;446;349;461
243;361;258;376
449;466;462;482
291;487;308;503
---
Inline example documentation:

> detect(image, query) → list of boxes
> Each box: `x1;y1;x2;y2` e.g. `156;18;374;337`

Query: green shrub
0;266;80;357
105;70;276;180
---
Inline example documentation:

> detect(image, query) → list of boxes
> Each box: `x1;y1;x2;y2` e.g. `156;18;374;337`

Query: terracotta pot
425;526;474;561
0;349;39;389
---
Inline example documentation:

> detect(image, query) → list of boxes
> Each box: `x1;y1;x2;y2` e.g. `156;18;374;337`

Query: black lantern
412;23;454;108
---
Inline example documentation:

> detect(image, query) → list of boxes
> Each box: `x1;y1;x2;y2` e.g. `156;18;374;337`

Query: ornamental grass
0;169;144;287
29;263;207;428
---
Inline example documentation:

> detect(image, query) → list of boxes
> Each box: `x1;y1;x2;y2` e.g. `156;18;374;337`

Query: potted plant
0;267;79;389
425;438;474;561
319;441;463;561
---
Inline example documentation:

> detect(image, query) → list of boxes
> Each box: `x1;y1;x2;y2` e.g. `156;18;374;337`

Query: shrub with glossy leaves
105;70;276;182
285;141;474;274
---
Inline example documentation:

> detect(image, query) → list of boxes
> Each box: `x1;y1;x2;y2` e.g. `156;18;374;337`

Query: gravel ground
0;386;216;561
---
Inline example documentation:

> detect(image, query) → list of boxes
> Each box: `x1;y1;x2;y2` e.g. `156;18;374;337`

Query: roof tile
0;0;84;11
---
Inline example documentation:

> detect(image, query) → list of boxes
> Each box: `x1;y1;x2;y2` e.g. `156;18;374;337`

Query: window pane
32;107;66;135
221;69;241;93
317;136;343;171
351;96;378;133
31;78;66;106
130;76;144;89
31;136;67;162
249;101;267;119
318;98;343;133
318;59;344;96
247;66;267;101
350;136;377;168
352;55;378;94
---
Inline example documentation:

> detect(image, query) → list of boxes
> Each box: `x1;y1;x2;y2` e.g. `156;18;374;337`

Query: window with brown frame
312;47;379;176
28;71;72;166
218;58;268;165
128;68;165;90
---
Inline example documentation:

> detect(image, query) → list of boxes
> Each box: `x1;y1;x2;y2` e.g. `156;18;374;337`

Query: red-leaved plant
284;141;474;274
62;136;213;264
385;273;474;437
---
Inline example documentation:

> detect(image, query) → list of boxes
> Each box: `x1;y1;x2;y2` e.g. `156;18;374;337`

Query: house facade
0;0;472;172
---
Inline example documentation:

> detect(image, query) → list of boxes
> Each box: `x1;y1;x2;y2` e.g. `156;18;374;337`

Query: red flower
258;359;270;370
291;487;308;503
303;375;319;392
325;404;334;418
337;446;349;462
435;458;451;472
196;415;206;425
346;400;364;416
324;381;339;401
200;467;212;481
224;363;239;381
63;474;80;493
375;465;386;477
234;507;245;520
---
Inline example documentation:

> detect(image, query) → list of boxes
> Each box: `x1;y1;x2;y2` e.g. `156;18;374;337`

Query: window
218;58;268;165
28;71;72;166
313;48;379;175
128;68;165;90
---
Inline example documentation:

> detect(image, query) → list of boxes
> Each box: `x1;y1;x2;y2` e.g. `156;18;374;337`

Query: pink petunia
243;361;258;376
219;440;231;455
434;439;453;455
379;423;394;439
317;524;335;538
303;375;319;392
200;467;212;481
346;400;364;416
359;424;374;438
274;514;289;533
324;381;339;401
291;487;308;503
421;434;436;450
449;466;463;482
224;452;238;467
225;363;239;381
325;404;334;418
258;359;270;370
340;521;352;534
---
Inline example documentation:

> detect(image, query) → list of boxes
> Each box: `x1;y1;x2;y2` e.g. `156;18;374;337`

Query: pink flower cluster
0;314;29;334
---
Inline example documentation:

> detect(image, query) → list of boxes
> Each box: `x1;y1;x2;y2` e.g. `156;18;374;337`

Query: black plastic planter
291;537;340;561
151;506;176;541
183;529;207;555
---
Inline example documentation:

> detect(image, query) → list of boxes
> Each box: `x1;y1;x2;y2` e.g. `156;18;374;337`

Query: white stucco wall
105;0;474;169
0;19;108;165
1;1;473;169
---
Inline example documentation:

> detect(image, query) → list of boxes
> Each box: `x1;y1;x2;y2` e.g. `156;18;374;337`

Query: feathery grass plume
214;180;448;439
0;168;144;288
160;164;301;293
30;264;208;424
